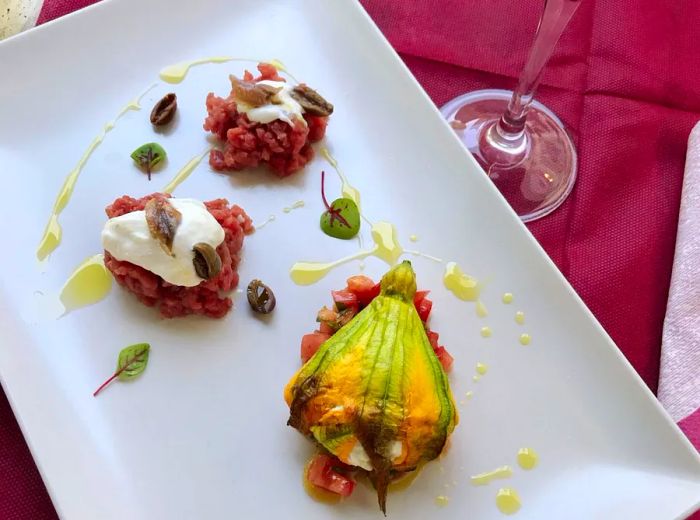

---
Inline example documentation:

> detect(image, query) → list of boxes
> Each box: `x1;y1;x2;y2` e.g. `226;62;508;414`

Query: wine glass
441;0;582;222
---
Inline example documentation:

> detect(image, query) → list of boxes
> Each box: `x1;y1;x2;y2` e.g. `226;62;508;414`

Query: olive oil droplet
435;495;449;507
496;488;521;515
59;254;112;313
283;200;305;213
371;222;403;265
470;465;513;486
443;262;480;301
256;215;276;230
516;448;538;470
502;292;514;304
515;311;525;325
519;333;531;346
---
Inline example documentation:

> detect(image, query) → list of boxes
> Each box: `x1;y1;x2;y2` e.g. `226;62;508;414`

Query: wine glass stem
498;0;581;138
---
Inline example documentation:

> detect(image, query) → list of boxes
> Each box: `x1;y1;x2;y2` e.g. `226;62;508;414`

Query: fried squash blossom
285;261;458;513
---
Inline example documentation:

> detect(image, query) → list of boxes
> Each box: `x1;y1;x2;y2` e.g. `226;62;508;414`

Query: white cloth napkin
0;0;43;40
659;122;700;429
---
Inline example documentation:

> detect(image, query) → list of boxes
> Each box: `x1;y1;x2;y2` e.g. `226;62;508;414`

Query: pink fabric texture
361;0;700;393
659;122;700;449
0;0;695;518
680;408;700;454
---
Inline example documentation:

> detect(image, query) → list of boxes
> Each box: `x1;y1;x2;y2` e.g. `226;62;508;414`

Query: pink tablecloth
2;0;698;518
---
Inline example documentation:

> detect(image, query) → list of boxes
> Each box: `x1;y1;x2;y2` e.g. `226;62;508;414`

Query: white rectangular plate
1;0;699;518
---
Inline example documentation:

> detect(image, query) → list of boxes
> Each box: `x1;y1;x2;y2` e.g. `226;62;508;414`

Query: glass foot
441;89;577;222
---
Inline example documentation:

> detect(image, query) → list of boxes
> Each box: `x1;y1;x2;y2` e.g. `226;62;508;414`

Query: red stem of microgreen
92;351;146;397
92;373;119;397
321;170;331;210
145;148;153;180
320;170;351;228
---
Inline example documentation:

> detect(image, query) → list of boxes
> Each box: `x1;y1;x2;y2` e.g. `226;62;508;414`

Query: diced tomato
307;454;355;497
347;276;381;307
414;290;432;321
415;297;433;322
434;346;454;372
331;289;359;312
346;275;375;294
413;290;430;305
426;330;440;350
318;321;335;335
301;332;331;363
303;279;451;373
365;283;382;306
254;62;283;81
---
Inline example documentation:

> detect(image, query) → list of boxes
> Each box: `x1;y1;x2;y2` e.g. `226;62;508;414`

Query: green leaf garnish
93;343;151;397
319;171;360;239
321;198;360;239
116;343;151;381
130;143;166;180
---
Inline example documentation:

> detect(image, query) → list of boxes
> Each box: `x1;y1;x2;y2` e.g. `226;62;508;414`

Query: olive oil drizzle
291;153;452;285
159;57;294;84
36;83;157;261
161;148;211;194
59;254;113;314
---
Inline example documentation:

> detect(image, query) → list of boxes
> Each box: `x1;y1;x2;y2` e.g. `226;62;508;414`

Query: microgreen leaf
319;171;360;239
130;143;166;180
93;343;151;397
321;198;360;239
116;343;151;381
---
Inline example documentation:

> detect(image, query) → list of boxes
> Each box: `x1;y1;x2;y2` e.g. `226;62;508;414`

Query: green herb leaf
117;343;151;381
320;198;360;239
93;342;151;397
319;170;360;240
130;143;166;180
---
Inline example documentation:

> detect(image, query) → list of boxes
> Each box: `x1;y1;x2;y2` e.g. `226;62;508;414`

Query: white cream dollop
346;440;404;471
101;198;225;287
235;80;306;127
348;441;373;471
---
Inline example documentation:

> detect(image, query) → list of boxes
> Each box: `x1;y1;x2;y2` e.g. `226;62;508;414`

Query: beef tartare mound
203;63;332;177
102;193;253;318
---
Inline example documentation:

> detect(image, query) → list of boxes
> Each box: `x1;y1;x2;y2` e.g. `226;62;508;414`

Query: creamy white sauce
235;80;306;127
388;440;403;461
348;441;373;471
101;198;224;287
346;439;403;471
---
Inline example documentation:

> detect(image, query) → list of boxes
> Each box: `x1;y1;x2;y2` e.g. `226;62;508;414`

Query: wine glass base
441;89;577;222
